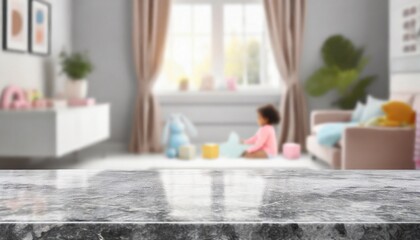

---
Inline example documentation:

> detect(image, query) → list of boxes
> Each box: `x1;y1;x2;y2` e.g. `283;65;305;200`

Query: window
156;0;280;92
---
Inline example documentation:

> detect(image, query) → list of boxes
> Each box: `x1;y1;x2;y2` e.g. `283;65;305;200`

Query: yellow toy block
202;144;219;159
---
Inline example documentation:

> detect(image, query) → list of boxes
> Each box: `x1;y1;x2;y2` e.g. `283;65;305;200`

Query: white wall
72;0;137;145
389;0;420;94
0;0;72;96
391;74;420;93
72;0;389;146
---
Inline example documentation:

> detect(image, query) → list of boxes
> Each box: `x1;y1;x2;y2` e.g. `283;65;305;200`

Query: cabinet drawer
56;105;110;157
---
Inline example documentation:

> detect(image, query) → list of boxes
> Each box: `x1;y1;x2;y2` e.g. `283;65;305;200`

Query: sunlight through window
156;0;280;92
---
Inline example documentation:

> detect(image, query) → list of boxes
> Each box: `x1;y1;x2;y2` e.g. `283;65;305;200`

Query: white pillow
351;102;365;122
360;96;387;123
313;124;325;134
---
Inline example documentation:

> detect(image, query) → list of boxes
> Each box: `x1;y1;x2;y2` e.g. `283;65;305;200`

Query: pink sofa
306;94;416;170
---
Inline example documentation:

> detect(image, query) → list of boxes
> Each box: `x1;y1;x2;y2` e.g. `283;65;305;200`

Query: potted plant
305;35;376;109
60;51;94;99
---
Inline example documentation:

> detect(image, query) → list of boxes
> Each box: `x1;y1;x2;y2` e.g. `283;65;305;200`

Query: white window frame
165;0;277;92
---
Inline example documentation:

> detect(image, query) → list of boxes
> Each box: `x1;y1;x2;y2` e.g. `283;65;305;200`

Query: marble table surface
1;170;420;239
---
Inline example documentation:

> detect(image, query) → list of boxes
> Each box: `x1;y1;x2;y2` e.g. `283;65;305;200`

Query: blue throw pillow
351;102;365;122
360;96;387;123
317;122;358;147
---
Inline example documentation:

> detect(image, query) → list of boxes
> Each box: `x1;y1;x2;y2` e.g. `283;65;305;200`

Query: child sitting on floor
243;104;280;159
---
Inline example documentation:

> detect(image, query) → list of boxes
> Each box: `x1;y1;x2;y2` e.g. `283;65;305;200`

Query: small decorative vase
179;78;189;91
200;75;215;91
226;77;237;91
65;79;88;99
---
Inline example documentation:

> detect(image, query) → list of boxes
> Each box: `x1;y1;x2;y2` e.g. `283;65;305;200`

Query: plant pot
65;79;88;99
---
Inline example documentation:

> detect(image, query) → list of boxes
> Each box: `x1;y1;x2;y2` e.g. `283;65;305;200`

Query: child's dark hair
258;104;281;125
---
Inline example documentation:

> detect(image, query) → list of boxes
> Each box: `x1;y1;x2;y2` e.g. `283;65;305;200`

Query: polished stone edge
1;223;420;240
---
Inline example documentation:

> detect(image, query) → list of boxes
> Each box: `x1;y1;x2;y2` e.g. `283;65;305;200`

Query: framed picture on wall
2;0;29;53
29;0;51;56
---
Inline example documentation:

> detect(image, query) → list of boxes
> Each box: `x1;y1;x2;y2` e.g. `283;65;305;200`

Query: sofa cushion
307;135;342;169
316;122;359;147
360;96;387;123
313;124;325;134
351;102;365;122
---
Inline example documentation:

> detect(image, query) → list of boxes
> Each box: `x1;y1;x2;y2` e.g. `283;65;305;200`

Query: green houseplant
305;35;376;109
60;51;94;99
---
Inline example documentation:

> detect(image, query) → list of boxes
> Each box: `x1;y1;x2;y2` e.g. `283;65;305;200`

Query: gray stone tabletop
0;170;420;239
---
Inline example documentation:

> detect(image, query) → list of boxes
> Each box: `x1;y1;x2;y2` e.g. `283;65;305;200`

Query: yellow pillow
382;101;415;126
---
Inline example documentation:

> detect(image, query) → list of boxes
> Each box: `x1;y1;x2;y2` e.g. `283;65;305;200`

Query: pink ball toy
283;143;301;160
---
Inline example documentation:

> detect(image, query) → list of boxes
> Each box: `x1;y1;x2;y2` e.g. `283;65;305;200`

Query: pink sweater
244;125;278;156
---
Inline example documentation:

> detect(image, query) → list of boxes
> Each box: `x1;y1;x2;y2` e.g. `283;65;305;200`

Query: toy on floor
365;101;415;127
163;114;197;158
179;145;196;160
202;144;219;159
220;132;249;158
283;143;301;160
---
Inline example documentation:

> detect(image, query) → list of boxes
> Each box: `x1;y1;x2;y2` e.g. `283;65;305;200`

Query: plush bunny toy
162;114;197;158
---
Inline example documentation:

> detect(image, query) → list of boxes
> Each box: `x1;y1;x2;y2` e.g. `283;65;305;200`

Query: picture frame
2;0;30;53
29;0;51;56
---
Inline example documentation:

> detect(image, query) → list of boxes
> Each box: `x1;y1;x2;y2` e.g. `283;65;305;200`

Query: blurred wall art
29;0;51;55
2;0;29;52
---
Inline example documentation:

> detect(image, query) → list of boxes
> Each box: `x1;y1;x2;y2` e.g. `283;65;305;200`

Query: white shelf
0;104;110;158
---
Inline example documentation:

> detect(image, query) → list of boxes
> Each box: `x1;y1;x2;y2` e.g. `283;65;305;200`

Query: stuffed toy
0;86;31;110
162;114;197;158
219;132;248;158
366;101;415;127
